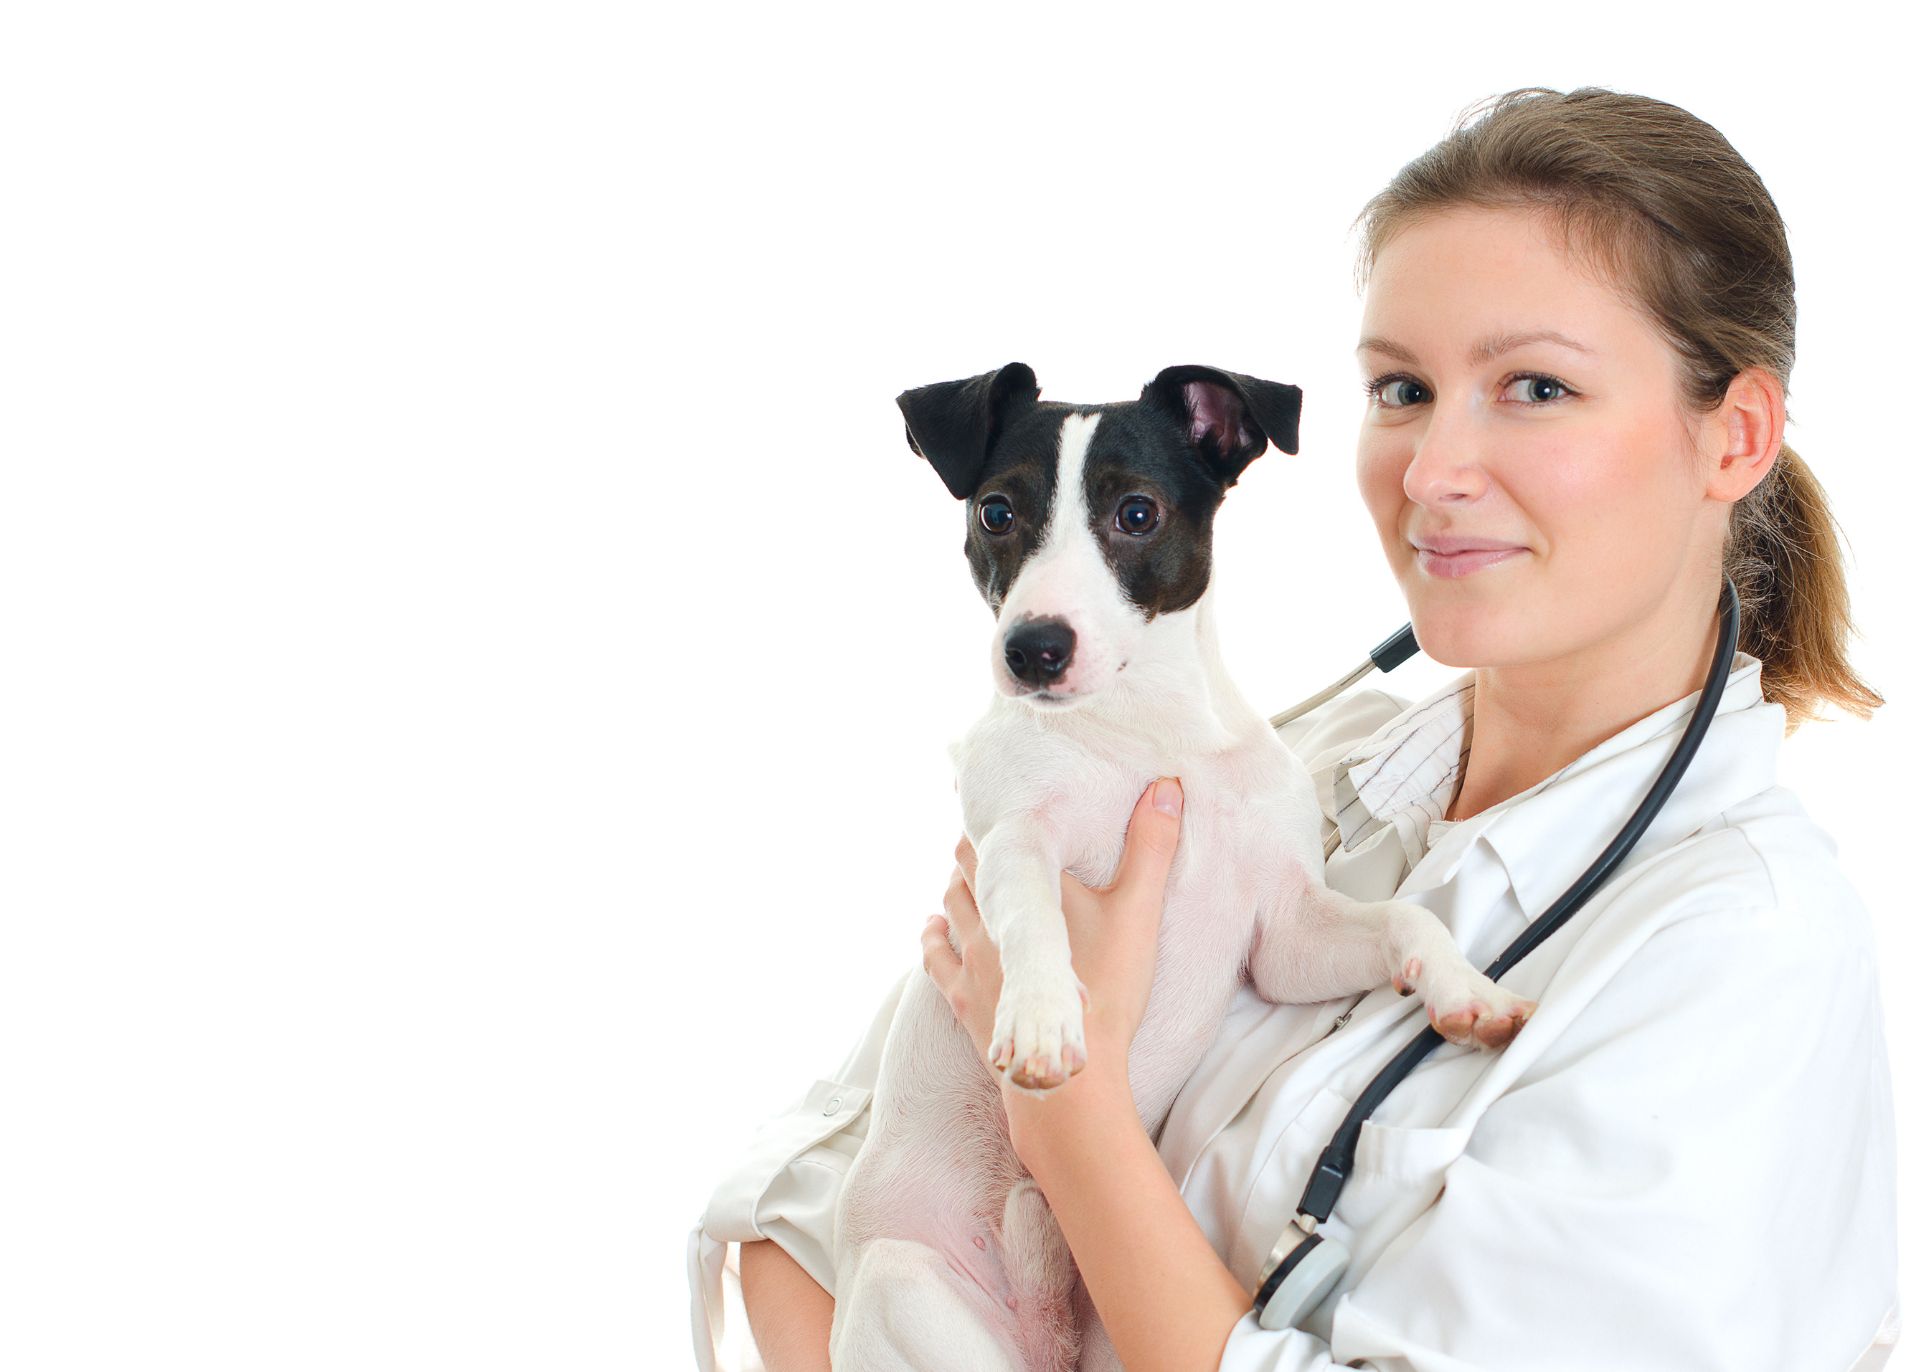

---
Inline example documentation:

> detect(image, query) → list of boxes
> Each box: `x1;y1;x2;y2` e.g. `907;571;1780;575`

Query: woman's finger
921;914;960;987
1105;778;1184;911
954;834;978;893
944;864;982;938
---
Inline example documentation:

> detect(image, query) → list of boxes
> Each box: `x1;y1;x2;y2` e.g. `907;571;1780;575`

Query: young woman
692;87;1898;1371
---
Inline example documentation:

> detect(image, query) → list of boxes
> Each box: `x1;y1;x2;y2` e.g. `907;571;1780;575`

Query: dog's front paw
1396;952;1537;1051
988;973;1088;1092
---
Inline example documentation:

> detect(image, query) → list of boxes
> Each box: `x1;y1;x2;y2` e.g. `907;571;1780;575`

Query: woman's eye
1115;495;1160;535
1365;375;1429;408
1501;373;1575;405
977;497;1015;535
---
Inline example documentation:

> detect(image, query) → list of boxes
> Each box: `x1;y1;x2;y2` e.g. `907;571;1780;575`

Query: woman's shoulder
1718;782;1877;947
1610;780;1878;963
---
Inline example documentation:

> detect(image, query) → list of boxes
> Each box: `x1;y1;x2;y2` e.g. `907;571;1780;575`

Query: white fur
829;411;1532;1368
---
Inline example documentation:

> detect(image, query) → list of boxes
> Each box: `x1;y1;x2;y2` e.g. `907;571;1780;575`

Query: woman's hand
920;777;1186;1094
921;859;1004;1065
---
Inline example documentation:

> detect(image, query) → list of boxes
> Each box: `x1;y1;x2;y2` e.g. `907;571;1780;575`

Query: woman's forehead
1358;209;1655;362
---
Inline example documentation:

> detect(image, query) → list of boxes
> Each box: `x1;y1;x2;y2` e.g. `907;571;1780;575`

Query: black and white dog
827;363;1533;1371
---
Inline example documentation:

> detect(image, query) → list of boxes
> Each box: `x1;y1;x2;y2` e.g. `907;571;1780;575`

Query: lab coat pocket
1230;1080;1472;1343
701;1078;874;1241
1327;1089;1470;1265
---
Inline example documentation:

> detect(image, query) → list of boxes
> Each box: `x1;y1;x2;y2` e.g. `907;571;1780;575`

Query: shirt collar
1313;651;1781;921
1318;671;1474;861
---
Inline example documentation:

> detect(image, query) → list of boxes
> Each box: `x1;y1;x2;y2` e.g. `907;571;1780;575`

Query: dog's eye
978;497;1015;535
1116;496;1160;536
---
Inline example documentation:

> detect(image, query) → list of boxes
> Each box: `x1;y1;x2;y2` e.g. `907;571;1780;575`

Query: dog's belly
836;975;1038;1344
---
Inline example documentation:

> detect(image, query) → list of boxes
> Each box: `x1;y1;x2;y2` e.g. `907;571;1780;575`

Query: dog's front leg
1251;860;1536;1049
972;816;1088;1094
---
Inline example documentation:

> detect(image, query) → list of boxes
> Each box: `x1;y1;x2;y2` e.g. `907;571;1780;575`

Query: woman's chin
1405;605;1519;670
1401;565;1542;670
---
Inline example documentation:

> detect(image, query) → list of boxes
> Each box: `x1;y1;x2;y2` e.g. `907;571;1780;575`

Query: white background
2;3;1913;1368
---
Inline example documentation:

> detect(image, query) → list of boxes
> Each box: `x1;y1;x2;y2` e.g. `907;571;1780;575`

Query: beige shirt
689;653;1901;1370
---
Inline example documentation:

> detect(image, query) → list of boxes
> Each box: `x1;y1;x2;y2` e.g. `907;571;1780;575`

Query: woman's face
1355;205;1718;673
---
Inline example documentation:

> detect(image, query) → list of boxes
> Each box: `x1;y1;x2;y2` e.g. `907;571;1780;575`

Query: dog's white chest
966;707;1321;890
950;705;1326;1103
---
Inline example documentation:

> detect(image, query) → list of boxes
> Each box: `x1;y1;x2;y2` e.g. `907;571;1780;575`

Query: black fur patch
962;405;1066;614
1078;401;1223;620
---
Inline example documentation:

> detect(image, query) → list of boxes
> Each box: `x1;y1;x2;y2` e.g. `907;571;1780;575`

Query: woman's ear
1138;364;1303;489
1703;367;1785;502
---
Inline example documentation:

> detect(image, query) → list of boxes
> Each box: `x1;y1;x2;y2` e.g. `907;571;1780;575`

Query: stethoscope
1249;571;1742;1330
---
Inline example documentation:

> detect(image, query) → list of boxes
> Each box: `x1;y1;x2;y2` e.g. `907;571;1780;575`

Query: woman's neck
1444;577;1724;822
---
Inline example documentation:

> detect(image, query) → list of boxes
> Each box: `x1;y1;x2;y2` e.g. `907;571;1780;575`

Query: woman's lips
1416;546;1528;579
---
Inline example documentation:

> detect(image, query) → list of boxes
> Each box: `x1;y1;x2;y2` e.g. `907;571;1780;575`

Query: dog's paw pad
1413;960;1535;1051
1424;987;1535;1050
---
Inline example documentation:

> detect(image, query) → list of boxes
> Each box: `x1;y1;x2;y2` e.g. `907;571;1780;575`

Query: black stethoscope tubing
1255;571;1741;1319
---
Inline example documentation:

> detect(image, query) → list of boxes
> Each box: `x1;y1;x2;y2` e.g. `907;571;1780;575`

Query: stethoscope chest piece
1253;1218;1352;1330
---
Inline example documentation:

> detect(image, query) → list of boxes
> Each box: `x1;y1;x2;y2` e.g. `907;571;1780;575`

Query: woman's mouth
1416;546;1528;579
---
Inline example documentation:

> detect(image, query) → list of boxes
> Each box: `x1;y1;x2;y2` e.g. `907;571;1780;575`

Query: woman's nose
1401;399;1489;506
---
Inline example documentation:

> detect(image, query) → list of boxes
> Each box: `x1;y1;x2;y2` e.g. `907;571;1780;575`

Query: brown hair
1351;86;1882;734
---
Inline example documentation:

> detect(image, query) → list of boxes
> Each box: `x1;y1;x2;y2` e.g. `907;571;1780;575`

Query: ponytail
1727;442;1883;733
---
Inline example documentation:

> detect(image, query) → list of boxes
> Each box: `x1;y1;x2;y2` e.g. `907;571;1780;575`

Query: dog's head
898;362;1302;709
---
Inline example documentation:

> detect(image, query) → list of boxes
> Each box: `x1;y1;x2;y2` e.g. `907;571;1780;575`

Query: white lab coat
688;651;1902;1370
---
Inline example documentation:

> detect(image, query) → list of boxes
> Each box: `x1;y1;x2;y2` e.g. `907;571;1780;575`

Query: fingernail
1153;777;1183;816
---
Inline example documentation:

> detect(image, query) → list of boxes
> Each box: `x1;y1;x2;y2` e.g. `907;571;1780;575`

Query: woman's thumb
1111;777;1183;901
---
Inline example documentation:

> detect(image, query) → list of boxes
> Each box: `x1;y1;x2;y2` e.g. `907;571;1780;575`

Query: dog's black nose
1003;618;1075;686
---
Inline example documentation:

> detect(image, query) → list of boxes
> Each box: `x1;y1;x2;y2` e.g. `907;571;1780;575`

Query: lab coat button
824;1096;842;1116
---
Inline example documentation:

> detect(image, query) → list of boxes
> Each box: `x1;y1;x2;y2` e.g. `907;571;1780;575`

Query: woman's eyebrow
1355;330;1594;365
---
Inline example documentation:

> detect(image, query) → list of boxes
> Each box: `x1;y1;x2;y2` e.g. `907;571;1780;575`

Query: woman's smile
1415;545;1529;578
1411;530;1532;579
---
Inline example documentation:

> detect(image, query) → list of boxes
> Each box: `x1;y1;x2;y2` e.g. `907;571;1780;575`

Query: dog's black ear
1140;365;1303;488
897;363;1041;500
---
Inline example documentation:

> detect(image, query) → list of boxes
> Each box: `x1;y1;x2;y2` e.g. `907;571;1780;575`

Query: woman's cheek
1354;438;1408;555
1501;437;1660;659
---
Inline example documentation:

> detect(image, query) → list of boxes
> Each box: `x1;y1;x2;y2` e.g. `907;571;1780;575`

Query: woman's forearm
1010;1072;1249;1372
738;1239;833;1372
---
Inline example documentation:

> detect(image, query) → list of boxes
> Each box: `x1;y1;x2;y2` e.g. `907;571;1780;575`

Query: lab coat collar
1318;651;1781;922
1476;652;1779;921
